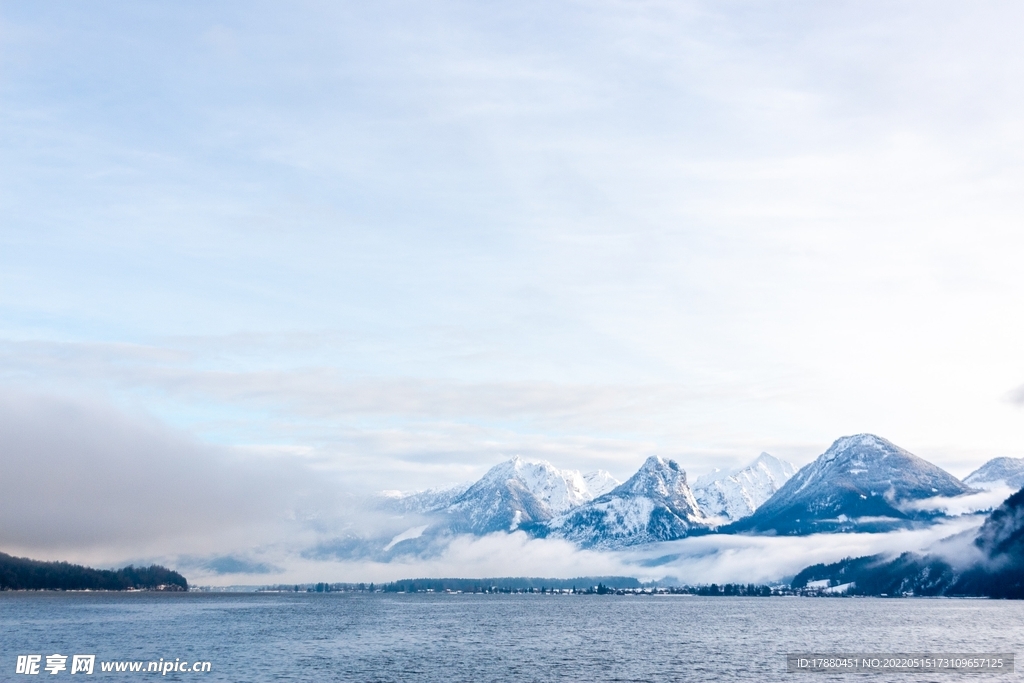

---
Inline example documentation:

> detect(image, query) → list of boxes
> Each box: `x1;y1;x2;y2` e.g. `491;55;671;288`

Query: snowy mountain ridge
379;451;798;547
379;483;472;514
373;435;976;554
545;456;711;548
692;452;797;523
396;457;621;535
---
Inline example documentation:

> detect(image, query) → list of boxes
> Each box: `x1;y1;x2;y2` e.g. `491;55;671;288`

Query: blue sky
3;2;1024;571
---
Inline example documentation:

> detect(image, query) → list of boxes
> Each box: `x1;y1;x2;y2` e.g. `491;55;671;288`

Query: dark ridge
0;552;188;591
789;485;1024;598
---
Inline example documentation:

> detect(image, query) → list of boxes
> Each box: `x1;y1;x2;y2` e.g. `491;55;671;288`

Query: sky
3;1;1024;579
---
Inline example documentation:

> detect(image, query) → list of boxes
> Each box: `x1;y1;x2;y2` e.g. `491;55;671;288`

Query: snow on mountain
583;470;620;497
726;434;972;535
379;483;472;514
443;456;596;534
363;436;982;557
964;457;1024;490
692;452;797;524
546;456;711;548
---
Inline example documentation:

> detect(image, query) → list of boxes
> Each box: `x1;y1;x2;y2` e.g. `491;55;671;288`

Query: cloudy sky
3;1;1024;578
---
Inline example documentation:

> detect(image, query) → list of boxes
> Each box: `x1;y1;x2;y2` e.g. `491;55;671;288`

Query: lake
1;592;1020;681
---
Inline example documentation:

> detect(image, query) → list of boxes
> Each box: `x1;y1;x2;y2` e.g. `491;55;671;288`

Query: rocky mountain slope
379;457;621;538
545;456;711;548
444;457;595;533
725;434;972;535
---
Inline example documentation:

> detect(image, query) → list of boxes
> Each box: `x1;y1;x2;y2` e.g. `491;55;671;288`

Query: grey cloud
196;556;282;575
0;391;340;558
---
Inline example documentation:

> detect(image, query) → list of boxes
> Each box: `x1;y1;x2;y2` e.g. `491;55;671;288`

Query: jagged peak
638;454;680;472
460;456;593;517
637;455;685;481
480;455;553;479
610;455;690;500
753;451;782;466
694;452;795;489
747;452;797;479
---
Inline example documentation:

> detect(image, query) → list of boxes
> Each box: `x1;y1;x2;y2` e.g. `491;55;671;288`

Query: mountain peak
547;456;709;548
693;452;797;524
726;435;970;535
642;454;674;469
820;433;897;462
442;457;595;534
965;457;1024;489
613;455;689;500
752;452;793;472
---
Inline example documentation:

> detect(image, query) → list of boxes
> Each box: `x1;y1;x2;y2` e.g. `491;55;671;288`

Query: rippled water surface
2;592;1021;681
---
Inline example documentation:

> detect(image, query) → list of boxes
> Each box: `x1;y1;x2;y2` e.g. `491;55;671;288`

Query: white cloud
902;486;1018;516
615;517;987;585
177;516;989;587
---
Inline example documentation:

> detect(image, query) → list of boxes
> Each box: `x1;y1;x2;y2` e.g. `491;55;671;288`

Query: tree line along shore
0;552;187;591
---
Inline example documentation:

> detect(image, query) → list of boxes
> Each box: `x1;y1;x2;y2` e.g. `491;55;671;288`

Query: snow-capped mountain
545;456;710;548
692;452;797;523
379;458;620;538
443;457;599;534
373;435;971;553
726;434;972;535
964;457;1024;490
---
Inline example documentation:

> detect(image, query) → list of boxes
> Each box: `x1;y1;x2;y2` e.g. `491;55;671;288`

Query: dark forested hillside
791;487;1024;598
0;552;187;591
